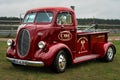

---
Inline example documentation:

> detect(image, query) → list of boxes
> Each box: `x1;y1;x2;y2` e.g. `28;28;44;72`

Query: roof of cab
26;7;74;13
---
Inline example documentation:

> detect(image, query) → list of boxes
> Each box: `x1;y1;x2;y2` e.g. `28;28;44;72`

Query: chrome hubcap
107;47;113;60
58;54;66;70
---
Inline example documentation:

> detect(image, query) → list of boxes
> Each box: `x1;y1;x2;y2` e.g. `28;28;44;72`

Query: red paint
6;7;116;67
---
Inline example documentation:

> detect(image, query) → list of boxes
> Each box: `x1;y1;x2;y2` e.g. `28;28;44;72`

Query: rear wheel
103;46;116;62
52;50;67;73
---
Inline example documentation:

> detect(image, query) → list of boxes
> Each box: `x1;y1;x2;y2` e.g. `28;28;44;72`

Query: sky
0;0;120;19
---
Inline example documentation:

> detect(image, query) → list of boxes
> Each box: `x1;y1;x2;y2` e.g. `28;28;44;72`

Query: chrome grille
17;29;30;56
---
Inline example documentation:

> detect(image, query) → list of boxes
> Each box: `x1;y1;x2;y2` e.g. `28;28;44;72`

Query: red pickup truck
6;7;116;73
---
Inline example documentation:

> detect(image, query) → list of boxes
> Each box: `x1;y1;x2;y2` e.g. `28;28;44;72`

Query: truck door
55;11;76;52
76;34;90;57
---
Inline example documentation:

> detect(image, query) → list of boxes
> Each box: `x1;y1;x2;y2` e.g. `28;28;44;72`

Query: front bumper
6;57;44;67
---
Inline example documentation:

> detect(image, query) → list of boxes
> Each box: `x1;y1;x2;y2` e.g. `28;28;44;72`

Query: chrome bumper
6;57;44;67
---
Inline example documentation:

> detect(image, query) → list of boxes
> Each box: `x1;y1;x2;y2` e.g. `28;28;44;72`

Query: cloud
0;0;120;19
75;0;120;19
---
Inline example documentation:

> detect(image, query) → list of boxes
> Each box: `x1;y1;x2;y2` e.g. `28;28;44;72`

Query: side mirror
61;24;64;28
20;13;24;24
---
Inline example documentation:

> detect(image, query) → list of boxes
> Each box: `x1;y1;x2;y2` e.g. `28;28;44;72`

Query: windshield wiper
44;10;50;21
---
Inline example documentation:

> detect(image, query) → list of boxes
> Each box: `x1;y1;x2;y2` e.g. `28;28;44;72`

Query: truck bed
77;25;109;35
77;30;109;36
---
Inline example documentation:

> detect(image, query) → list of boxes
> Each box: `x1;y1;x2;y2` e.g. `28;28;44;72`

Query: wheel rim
58;54;66;70
107;47;114;60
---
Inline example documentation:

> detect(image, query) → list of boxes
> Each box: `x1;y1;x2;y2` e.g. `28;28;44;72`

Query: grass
0;35;16;38
108;33;120;36
0;41;120;80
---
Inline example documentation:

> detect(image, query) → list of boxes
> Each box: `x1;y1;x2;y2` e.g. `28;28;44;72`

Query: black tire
52;50;67;73
102;46;116;62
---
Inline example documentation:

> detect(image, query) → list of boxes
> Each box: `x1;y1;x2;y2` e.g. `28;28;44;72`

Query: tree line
0;17;20;20
77;18;120;25
0;17;120;25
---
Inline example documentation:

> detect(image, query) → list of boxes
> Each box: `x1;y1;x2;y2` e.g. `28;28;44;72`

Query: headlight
38;41;46;49
7;39;14;46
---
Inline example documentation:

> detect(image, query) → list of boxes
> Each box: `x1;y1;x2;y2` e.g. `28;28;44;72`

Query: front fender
6;47;16;58
34;43;73;66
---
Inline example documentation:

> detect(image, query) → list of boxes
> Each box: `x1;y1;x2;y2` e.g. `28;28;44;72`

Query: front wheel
103;46;116;62
52;50;67;73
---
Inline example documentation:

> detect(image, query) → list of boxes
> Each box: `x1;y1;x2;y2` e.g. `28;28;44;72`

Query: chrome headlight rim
38;41;46;49
7;39;14;46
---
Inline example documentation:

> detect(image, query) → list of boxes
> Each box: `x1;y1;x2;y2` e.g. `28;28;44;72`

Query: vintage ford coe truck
6;7;116;73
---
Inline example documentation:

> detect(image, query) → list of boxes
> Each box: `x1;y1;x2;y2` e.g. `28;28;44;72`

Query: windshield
23;11;53;23
35;11;53;23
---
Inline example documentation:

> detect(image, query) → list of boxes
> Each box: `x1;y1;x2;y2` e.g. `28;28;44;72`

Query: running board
73;54;100;64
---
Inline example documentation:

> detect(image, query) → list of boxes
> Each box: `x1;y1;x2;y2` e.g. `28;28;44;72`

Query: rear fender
34;43;73;66
93;42;116;58
103;42;116;57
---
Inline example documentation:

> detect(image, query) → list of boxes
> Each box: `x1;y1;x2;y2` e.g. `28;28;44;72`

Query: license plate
13;59;26;65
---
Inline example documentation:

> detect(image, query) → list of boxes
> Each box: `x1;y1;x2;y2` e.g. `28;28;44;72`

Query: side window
24;13;36;23
57;12;73;25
